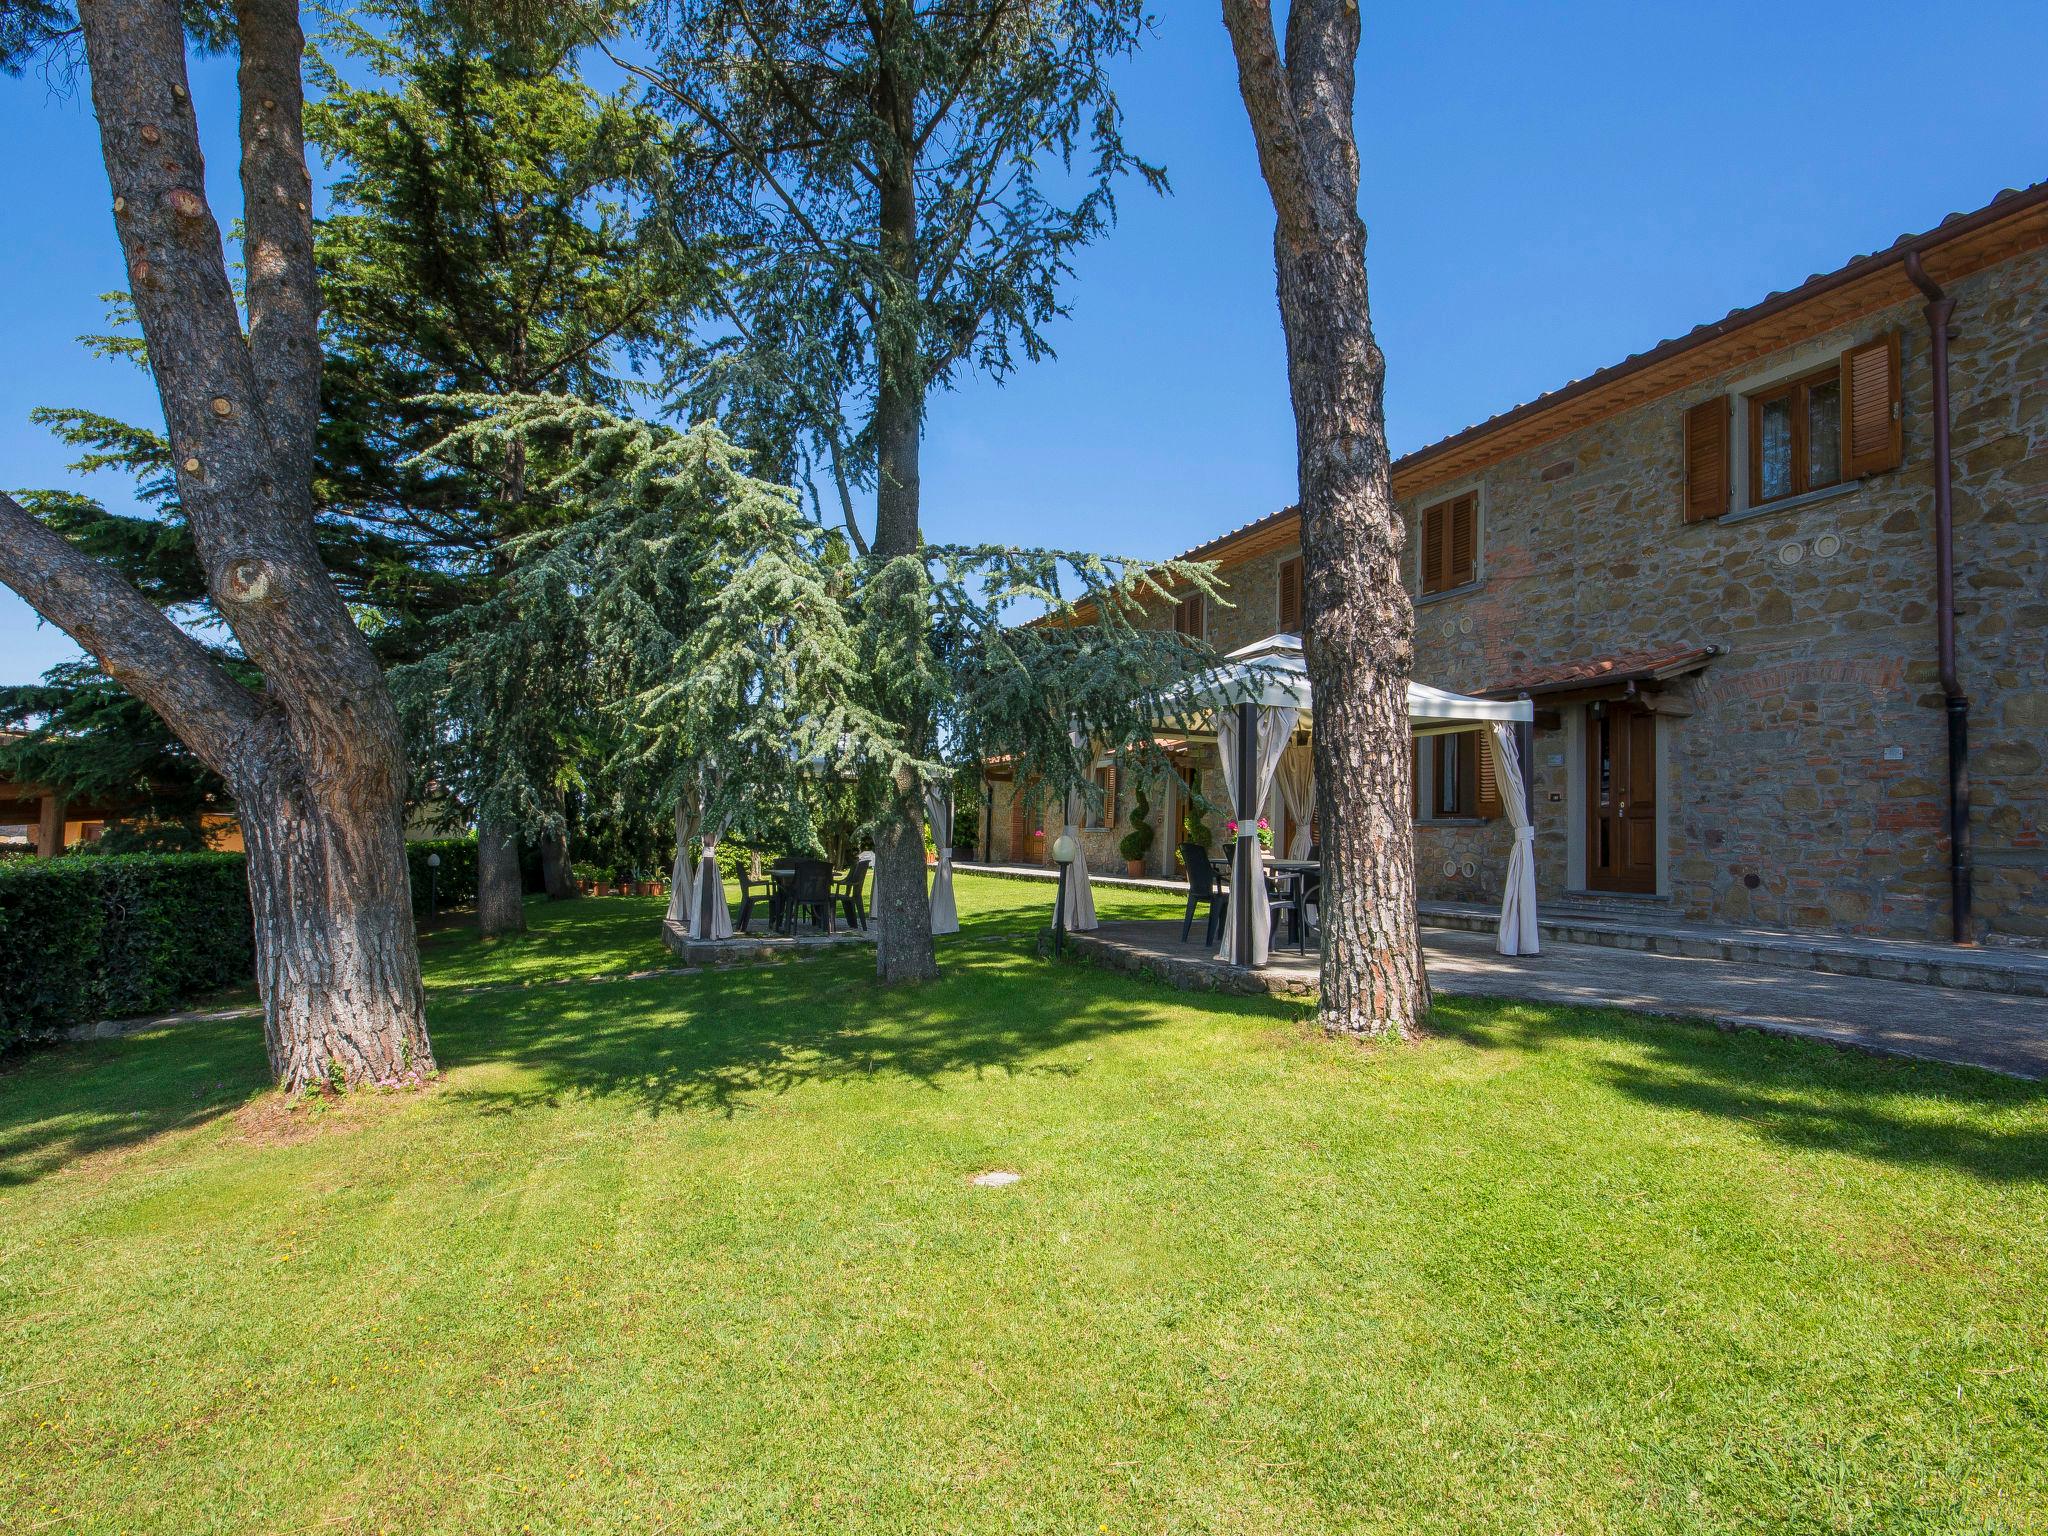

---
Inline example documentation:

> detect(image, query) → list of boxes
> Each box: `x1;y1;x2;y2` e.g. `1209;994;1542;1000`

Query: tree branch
588;35;880;330
730;0;881;190
825;423;870;556
0;490;264;775
1219;0;1320;243
234;0;321;491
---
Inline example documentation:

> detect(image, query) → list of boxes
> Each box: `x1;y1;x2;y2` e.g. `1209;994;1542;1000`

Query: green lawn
3;875;2045;1534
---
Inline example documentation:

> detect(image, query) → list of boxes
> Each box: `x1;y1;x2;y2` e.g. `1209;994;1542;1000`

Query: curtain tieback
1514;826;1535;843
1234;827;1260;839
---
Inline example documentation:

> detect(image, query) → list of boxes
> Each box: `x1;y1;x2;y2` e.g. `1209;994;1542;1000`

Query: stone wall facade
1054;239;2046;945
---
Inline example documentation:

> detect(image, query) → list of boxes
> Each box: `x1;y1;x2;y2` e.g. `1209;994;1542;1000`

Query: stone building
980;183;2047;947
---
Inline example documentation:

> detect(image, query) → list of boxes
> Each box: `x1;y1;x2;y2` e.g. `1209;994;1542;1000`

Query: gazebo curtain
666;800;700;931
1490;723;1540;956
666;775;734;941
1215;703;1297;966
1275;742;1315;858
925;783;959;935
1061;727;1098;932
691;801;734;941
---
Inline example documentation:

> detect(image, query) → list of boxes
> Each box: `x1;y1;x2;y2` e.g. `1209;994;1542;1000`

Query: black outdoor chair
1290;866;1321;953
733;866;777;935
833;859;869;930
1265;869;1304;951
781;858;835;935
1179;842;1230;945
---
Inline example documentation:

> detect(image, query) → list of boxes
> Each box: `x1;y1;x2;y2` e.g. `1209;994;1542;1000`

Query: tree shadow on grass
424;935;1177;1122
1427;994;2048;1184
0;910;1175;1187
0;1018;272;1189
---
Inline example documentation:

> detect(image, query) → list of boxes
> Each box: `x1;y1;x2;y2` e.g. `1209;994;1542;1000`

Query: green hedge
0;852;254;1047
0;835;523;1048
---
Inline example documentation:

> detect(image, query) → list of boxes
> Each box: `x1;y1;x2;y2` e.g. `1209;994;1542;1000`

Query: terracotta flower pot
1126;859;1146;878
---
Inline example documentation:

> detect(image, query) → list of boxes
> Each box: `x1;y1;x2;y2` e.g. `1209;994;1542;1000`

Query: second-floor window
1173;592;1206;639
1419;493;1478;595
1277;556;1303;631
1748;366;1842;507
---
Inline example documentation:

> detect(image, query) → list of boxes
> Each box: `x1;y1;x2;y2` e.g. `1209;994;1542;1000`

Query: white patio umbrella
925;781;959;935
666;800;699;931
1059;726;1098;932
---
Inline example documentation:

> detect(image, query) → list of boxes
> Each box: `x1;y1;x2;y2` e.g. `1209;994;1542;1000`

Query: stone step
964;863;2048;1000
1420;900;2048;999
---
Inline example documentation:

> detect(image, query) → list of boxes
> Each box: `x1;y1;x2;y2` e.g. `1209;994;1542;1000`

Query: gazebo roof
1171;634;1534;734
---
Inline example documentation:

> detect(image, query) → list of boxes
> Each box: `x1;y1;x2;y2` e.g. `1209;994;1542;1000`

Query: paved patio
1064;918;2048;1081
968;860;2048;999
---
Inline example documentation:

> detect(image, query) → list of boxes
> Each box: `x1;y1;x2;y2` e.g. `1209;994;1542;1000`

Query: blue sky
4;0;2046;684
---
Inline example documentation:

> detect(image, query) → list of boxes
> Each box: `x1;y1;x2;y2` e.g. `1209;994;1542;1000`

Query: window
1421;733;1502;821
1433;732;1477;818
1419;493;1478;595
1172;592;1205;639
1084;765;1118;829
1689;332;1902;523
1747;365;1843;507
1277;555;1303;632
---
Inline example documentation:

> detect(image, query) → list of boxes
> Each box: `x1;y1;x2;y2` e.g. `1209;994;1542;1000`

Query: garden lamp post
426;851;441;922
1051;831;1077;954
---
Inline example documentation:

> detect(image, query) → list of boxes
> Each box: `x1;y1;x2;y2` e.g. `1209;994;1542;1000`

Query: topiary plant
1181;769;1212;849
1118;786;1155;865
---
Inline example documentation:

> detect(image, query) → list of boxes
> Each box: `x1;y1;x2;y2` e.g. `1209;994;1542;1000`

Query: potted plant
1222;816;1274;853
571;862;598;896
1119;786;1155;878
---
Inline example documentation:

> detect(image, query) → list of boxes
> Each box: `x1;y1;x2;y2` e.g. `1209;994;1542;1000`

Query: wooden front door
1586;700;1657;893
1007;782;1030;862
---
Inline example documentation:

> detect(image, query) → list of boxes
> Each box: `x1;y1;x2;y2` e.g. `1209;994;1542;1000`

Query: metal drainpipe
1904;250;1972;944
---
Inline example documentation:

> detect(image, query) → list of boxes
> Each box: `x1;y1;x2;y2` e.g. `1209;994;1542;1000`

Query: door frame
1569;699;1668;897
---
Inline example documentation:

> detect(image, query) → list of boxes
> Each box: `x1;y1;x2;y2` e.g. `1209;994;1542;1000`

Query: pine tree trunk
476;820;526;935
235;764;433;1090
1226;0;1428;1035
0;0;439;1089
539;820;576;901
867;98;937;985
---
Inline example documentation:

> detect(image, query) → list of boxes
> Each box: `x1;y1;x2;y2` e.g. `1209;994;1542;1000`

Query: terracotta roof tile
1482;645;1720;698
1166;180;2048;569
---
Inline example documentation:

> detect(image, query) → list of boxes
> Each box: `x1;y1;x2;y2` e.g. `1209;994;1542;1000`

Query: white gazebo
1152;633;1539;969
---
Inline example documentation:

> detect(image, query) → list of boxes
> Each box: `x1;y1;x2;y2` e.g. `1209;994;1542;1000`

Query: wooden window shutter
1448;495;1477;588
1840;331;1903;478
1475;731;1503;819
1278;556;1303;631
1683;397;1730;522
1411;739;1420;817
1173;592;1204;638
1420;502;1448;593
